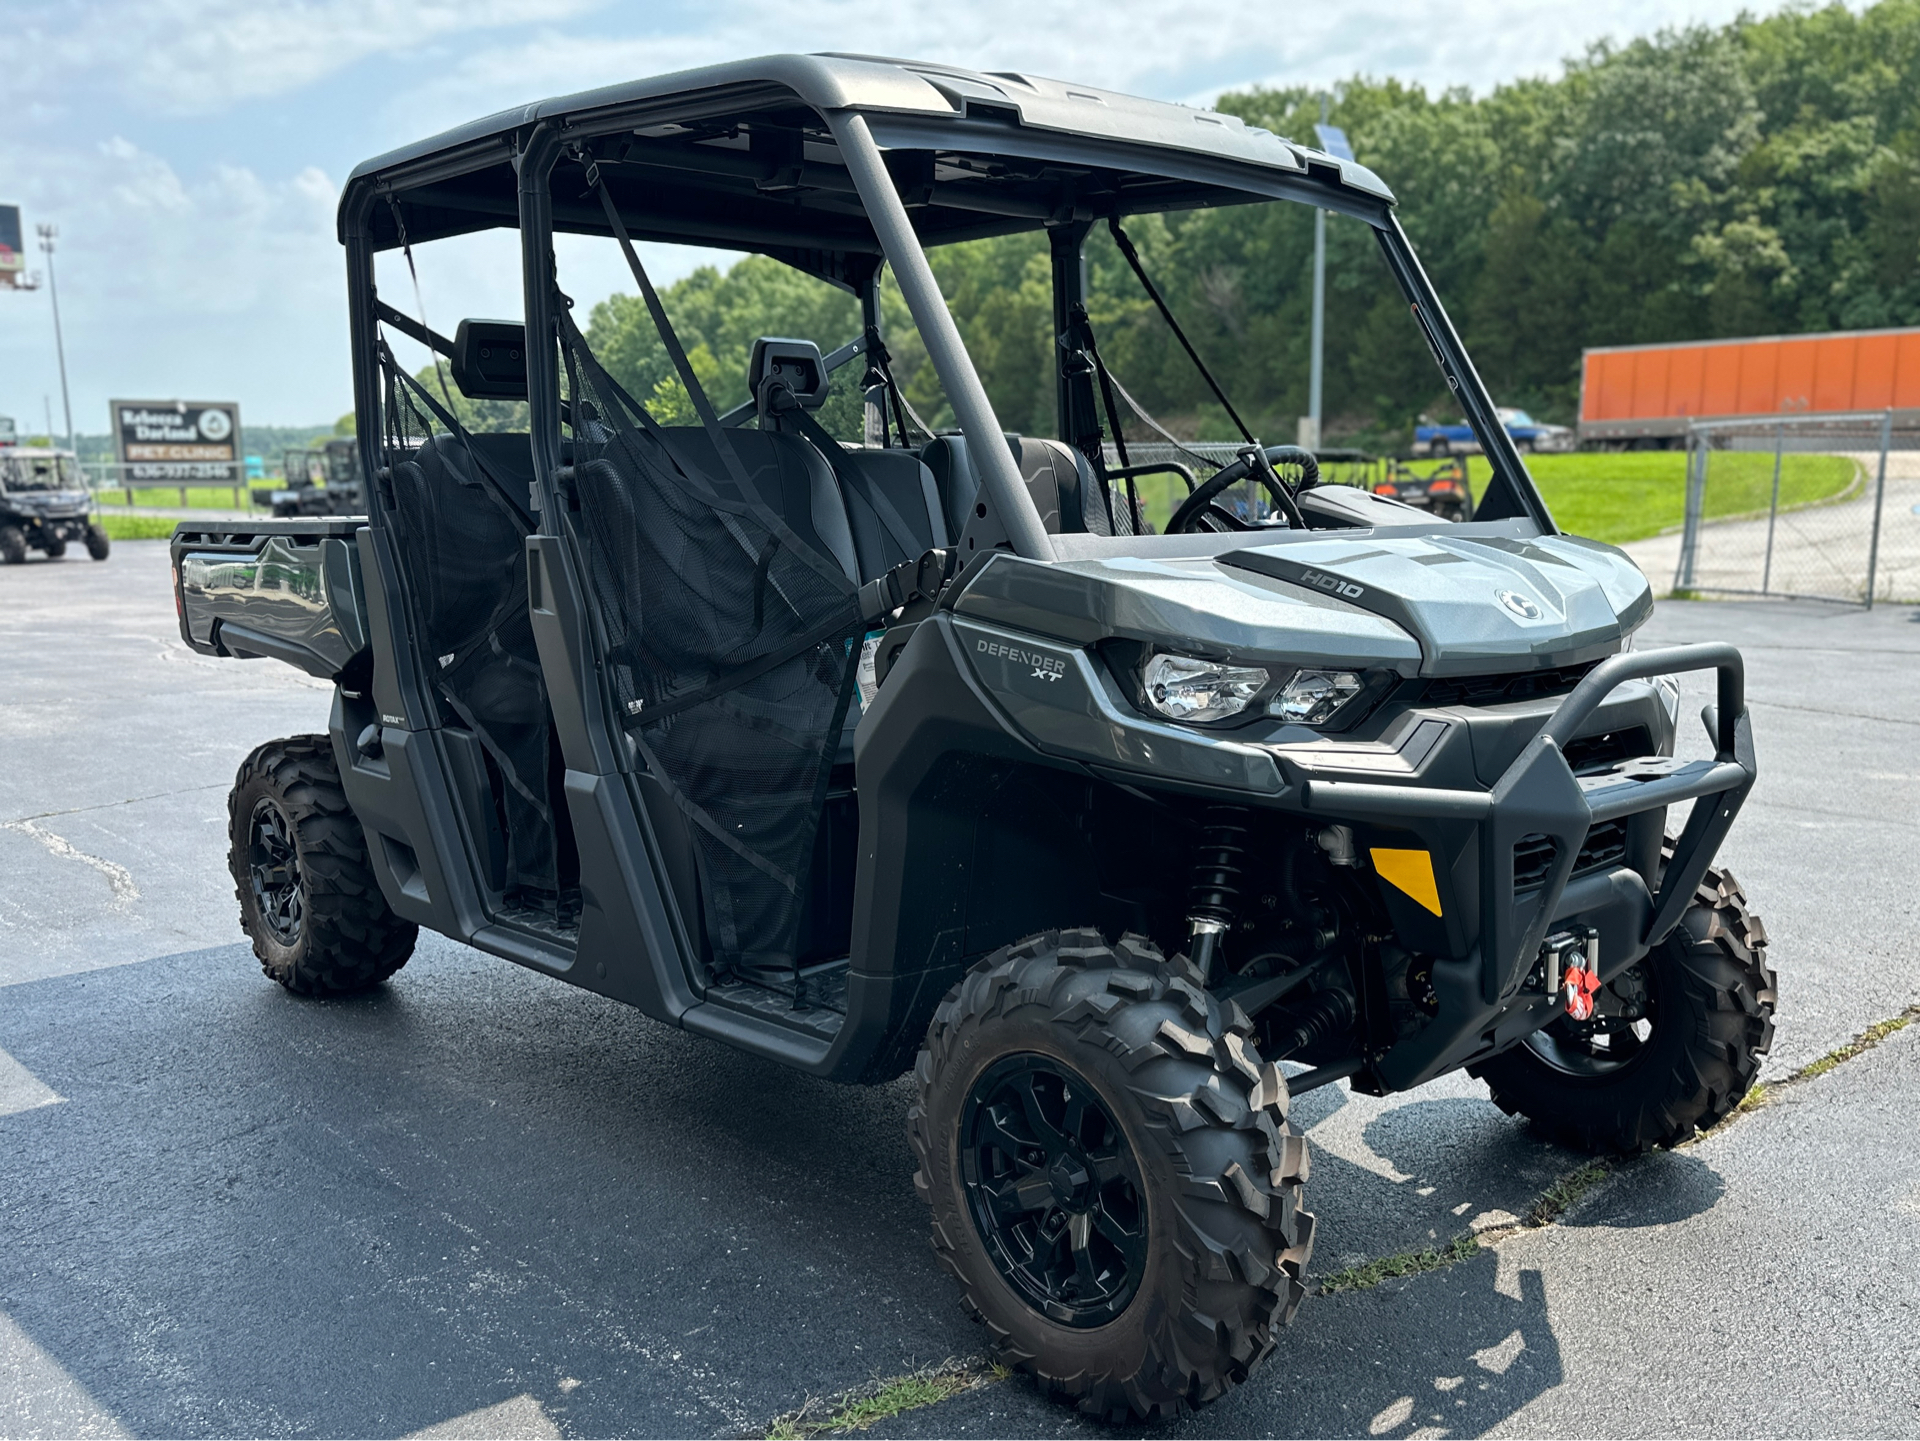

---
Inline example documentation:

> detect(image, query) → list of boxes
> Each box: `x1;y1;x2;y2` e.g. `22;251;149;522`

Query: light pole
1304;97;1328;453
38;224;74;452
1306;101;1356;454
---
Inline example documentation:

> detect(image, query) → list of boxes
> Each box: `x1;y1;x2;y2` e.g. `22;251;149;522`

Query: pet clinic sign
112;400;241;481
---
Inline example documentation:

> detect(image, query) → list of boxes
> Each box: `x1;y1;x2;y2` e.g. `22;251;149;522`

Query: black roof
343;54;1395;261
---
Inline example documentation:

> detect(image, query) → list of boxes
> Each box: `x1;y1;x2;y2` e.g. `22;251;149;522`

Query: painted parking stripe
0;1047;62;1118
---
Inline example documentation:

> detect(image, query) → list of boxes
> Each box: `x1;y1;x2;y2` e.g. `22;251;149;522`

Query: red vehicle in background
1579;325;1920;447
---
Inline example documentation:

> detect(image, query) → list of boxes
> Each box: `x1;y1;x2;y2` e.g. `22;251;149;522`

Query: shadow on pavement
1561;1151;1725;1229
0;937;1632;1440
871;1251;1564;1439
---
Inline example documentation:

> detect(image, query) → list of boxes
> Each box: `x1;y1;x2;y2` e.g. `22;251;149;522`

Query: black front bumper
1299;643;1755;1087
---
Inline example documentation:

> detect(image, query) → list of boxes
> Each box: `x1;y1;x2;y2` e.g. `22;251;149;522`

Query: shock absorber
1186;806;1250;983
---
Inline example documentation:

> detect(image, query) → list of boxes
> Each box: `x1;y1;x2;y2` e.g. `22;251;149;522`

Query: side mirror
451;319;527;400
750;337;829;425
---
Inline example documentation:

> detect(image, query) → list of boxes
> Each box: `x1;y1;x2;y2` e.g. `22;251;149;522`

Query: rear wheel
42;539;67;559
911;930;1312;1421
0;526;25;564
85;524;110;561
1472;858;1773;1153
228;735;416;995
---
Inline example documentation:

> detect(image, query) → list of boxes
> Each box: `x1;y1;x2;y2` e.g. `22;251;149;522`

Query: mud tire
0;526;26;564
42;538;67;559
85;524;110;561
1473;857;1774;1153
228;735;416;995
911;929;1313;1422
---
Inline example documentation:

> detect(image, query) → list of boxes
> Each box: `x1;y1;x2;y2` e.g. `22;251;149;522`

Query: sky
2;0;1770;436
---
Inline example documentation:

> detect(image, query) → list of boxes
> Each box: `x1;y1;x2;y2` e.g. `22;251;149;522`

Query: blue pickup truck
1414;407;1574;456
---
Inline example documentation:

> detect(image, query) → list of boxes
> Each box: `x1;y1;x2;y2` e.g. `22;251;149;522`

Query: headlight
1272;669;1364;725
1142;652;1268;723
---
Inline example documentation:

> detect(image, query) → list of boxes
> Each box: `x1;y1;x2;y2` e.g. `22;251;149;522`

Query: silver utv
171;55;1772;1421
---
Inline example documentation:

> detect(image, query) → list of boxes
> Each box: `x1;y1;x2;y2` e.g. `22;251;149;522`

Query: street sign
111;400;243;482
0;205;23;287
1312;124;1355;162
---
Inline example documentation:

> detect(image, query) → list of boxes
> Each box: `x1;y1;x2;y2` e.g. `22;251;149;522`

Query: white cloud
0;134;347;428
17;0;600;115
1;0;1800;428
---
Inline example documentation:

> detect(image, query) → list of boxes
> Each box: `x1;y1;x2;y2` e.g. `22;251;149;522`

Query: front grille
1513;818;1632;892
1422;662;1597;708
1575;819;1629;872
1514;834;1557;889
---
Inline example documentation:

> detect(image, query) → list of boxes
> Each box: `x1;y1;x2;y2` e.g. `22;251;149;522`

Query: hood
5;489;91;510
1219;532;1651;675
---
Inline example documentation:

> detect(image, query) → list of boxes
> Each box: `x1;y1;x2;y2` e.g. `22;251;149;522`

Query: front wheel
1472;859;1773;1153
229;735;417;995
911;931;1313;1421
0;526;25;564
85;524;110;561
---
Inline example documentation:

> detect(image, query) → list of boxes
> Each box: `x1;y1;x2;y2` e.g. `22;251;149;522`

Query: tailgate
171;518;370;680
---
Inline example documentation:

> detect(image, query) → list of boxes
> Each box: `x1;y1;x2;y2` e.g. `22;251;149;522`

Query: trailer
1579;326;1920;447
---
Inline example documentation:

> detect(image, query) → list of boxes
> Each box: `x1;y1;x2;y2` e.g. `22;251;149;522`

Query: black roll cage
339;77;1556;579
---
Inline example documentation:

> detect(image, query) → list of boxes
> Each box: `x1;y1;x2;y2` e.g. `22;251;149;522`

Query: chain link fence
1672;412;1918;607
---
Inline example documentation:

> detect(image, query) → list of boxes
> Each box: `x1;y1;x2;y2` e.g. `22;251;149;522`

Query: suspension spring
1186;806;1251;983
1188;806;1250;925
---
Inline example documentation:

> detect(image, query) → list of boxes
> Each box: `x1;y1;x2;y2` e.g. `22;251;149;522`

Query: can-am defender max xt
170;55;1772;1422
0;447;110;562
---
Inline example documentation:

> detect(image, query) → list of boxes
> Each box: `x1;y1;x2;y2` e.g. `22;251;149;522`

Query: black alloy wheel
961;1053;1148;1328
248;797;305;945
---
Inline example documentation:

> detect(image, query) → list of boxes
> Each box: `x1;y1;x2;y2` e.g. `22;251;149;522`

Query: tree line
433;0;1918;450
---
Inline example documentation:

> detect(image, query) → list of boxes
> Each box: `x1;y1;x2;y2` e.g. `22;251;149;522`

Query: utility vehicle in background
1371;455;1474;521
0;447;109;562
170;55;1773;1422
255;438;368;517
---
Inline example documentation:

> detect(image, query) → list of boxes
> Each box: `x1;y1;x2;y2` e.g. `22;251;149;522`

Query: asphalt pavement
2;541;1917;1439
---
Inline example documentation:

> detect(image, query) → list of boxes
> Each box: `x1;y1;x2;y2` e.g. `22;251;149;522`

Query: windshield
1;453;79;491
1498;408;1535;427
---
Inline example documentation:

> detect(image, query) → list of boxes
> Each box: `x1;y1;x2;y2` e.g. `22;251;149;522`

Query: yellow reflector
1370;847;1443;916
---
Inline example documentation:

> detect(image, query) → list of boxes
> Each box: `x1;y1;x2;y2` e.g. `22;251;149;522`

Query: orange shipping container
1578;327;1920;444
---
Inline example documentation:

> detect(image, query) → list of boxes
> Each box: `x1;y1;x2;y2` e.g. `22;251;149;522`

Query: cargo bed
171;518;371;680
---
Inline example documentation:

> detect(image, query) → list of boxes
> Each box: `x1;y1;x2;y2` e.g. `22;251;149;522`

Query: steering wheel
1166;445;1321;534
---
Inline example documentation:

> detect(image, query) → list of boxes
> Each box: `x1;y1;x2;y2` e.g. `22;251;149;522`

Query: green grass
1129;450;1859;545
93;485;255;509
1467;451;1858;545
99;514;180;540
1317;1234;1482;1295
1523;1160;1612;1227
765;1362;994;1440
1791;1008;1916;1084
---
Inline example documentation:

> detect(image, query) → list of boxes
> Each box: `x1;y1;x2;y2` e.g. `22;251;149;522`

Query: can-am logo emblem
1299;568;1366;600
1498;589;1542;619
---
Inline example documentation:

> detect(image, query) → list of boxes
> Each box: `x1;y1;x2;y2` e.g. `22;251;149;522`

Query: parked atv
171;55;1771;1422
0;448;109;562
1373;456;1474;521
256;439;367;518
